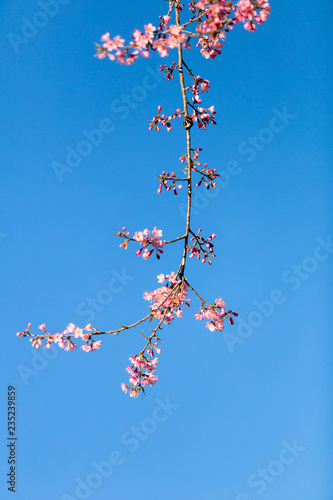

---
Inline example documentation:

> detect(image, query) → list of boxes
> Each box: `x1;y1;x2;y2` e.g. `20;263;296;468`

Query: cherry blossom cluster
195;297;238;331
116;226;166;260
95;1;271;63
189;105;216;130
194;1;230;58
96;33;127;61
191;149;219;189
187;228;216;264
96;18;186;63
149;105;183;132
16;323;102;352
193;0;269;59
157;171;184;195
234;0;272;32
151;103;215;133
154;24;188;58
196;34;224;60
160;61;178;81
121;354;159;397
186;76;211;105
144;273;190;325
195;0;233;34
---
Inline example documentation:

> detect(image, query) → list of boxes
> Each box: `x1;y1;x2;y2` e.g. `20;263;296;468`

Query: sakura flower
148;374;158;385
73;327;84;338
214;297;226;311
143;248;153;260
169;25;183;36
53;333;63;343
121;383;128;394
80;343;91;352
130;388;139;398
91;340;102;351
64;341;77;352
166;271;177;283
58;338;67;349
206;322;216;332
80;340;102;352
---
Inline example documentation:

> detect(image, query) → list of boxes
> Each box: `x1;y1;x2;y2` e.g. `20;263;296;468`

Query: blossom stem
182;59;195;78
176;4;192;280
139;317;164;355
164;235;186;244
184;278;210;306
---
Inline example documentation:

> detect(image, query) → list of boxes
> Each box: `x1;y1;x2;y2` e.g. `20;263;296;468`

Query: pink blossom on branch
116;226;166;260
16;323;101;351
18;0;271;397
160;61;178;80
195;297;238;332
143;273;190;324
187;228;216;264
157;171;184;195
122;354;159;397
95;1;271;63
149;105;183;132
235;0;272;32
189;105;216;129
191;148;220;189
186;76;211;104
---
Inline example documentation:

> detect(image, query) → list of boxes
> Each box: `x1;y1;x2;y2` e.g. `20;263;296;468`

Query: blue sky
1;1;332;499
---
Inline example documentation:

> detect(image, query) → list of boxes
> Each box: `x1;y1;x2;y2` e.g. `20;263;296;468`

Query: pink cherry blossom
121;383;128;393
80;343;91;352
122;354;159;396
157;273;165;284
117;227;165;259
144;274;190;325
95;1;270;64
64;341;77;352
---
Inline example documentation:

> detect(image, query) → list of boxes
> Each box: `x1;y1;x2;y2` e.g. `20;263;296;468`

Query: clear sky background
1;1;332;499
